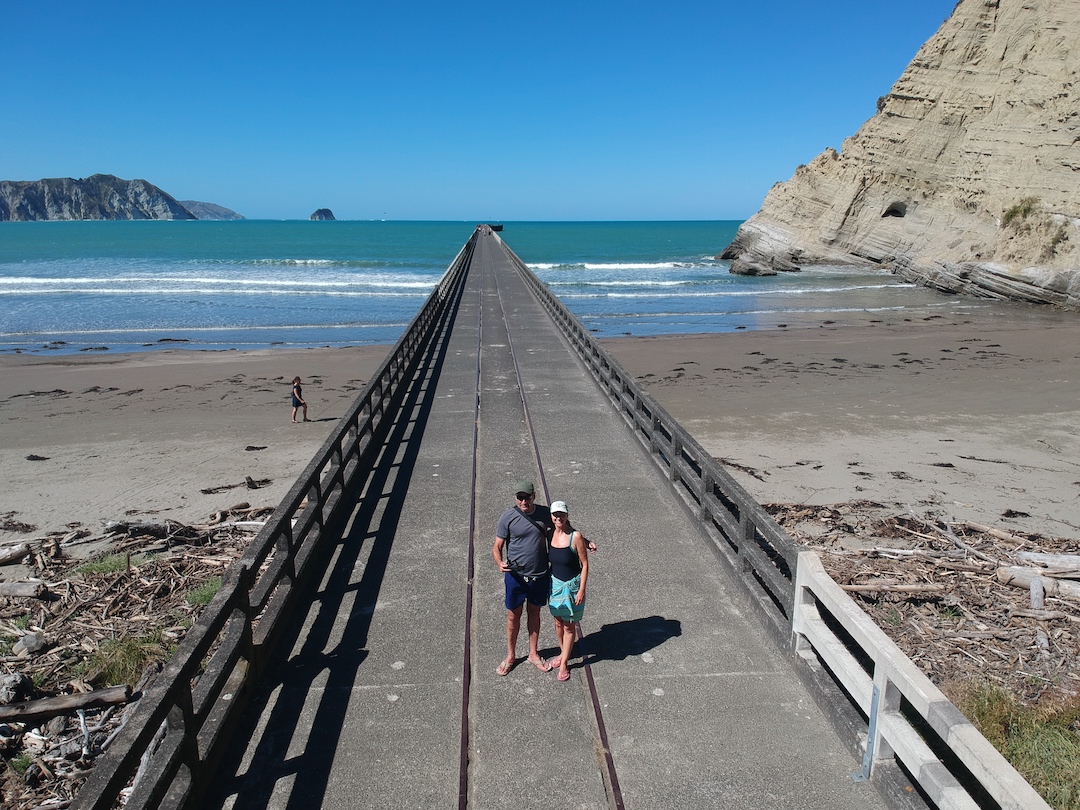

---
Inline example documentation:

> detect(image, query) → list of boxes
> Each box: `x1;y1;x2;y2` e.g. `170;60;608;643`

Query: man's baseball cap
513;480;535;496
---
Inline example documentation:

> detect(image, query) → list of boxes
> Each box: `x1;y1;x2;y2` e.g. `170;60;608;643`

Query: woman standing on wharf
547;501;589;682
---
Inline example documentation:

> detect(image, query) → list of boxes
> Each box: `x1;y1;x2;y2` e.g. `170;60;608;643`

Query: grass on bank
951;681;1080;810
78;631;172;687
75;552;150;576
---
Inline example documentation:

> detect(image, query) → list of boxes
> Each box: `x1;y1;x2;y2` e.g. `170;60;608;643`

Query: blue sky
5;1;953;221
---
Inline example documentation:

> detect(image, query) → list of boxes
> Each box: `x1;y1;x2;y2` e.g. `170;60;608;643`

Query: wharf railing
71;232;477;810
499;236;1051;810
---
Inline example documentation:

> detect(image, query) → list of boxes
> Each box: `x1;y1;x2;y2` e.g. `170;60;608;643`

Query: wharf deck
204;229;892;810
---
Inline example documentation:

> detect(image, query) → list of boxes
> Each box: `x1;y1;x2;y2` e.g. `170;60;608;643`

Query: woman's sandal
557;668;571;682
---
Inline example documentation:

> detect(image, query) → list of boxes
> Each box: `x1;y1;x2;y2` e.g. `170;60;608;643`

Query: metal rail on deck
72;234;477;810
496;236;1052;810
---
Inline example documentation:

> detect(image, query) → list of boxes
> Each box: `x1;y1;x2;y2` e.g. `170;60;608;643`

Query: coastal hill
0;174;196;222
179;200;245;221
721;0;1080;309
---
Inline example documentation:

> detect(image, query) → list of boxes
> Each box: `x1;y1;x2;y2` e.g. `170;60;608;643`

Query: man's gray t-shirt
497;505;551;577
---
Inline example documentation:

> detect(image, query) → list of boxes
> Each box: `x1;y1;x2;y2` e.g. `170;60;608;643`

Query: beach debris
199;476;271;495
0;583;47;599
24;455;48;462
0;505;271;808
0;514;36;534
717;457;768;481
0;685;131;725
0;673;33;704
11;632;46;657
766;501;1080;704
0;544;31;566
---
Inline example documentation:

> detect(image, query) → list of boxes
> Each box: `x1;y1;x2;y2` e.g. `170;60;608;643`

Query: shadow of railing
205;257;460;810
72;232;477;810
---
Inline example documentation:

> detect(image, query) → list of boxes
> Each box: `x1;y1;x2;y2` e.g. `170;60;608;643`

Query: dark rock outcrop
179;201;245;221
310;209;336;221
0;175;195;221
721;0;1080;309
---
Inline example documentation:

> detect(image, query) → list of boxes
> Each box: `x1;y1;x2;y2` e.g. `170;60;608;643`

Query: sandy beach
2;312;1079;582
0;348;388;571
602;315;1080;541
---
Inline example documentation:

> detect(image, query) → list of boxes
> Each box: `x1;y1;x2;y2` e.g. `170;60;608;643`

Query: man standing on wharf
493;479;554;675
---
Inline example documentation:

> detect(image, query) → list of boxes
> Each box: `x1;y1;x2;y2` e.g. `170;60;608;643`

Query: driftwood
842;581;946;594
0;543;31;565
996;566;1080;600
958;520;1028;544
0;581;47;598
1011;551;1080;572
0;685;132;724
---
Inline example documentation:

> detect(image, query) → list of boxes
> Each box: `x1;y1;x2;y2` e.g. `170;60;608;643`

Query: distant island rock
0;174;195;222
179;200;245;221
721;0;1080;309
310;209;336;221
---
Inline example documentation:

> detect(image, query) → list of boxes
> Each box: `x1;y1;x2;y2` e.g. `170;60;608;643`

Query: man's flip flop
530;657;552;672
496;659;513;676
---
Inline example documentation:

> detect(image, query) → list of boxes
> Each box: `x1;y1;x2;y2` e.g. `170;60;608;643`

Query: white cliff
722;0;1080;309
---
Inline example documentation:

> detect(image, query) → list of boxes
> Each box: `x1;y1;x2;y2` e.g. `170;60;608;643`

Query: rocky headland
722;0;1080;309
179;200;245;220
310;208;336;221
0;174;196;222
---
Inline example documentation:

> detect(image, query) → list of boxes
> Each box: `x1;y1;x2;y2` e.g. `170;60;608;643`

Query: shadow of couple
576;614;682;663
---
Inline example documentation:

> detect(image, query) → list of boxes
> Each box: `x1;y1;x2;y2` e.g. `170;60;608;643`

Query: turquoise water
0;220;1041;355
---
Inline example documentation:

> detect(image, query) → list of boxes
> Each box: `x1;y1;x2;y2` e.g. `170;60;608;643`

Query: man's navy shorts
504;571;550;610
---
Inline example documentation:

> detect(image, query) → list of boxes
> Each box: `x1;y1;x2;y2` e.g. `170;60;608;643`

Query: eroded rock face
0;175;195;221
310;208;335;221
722;0;1080;308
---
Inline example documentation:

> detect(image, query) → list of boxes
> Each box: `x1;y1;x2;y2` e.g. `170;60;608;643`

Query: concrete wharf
73;227;1050;810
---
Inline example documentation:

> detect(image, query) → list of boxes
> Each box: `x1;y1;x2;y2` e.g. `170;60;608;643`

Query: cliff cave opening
882;202;908;218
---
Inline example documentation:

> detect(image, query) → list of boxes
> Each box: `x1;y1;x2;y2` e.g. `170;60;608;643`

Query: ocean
0;220;1049;356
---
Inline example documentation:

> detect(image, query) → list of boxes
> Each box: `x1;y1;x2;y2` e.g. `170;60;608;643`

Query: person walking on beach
546;501;589;682
291;377;310;423
493;479;553;676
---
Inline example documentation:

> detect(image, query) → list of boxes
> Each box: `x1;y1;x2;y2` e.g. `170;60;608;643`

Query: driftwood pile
766;501;1080;703
0;503;272;809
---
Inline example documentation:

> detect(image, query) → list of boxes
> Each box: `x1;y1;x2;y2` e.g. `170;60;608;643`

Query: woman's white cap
550;501;568;514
